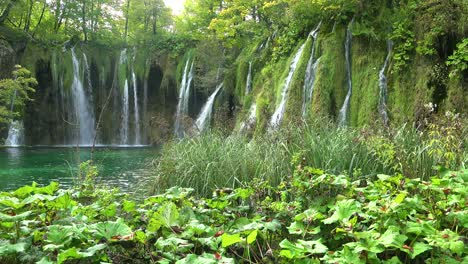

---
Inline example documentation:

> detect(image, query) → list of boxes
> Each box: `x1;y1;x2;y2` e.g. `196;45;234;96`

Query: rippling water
0;147;159;192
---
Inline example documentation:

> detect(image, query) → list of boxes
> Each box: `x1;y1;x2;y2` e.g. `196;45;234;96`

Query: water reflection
0;147;159;192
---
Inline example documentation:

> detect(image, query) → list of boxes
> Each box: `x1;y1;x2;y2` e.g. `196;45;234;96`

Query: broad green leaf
93;219;132;240
379;226;407;248
157;202;180;228
0;211;32;222
122;200;136;212
102;203;117;217
323;199;360;224
247;230;258;244
0;196;24;209
393;192;407;204
57;247;82;264
408;242;431;259
221;233;242;247
0;242;26;255
36;182;59;195
279;239;306;259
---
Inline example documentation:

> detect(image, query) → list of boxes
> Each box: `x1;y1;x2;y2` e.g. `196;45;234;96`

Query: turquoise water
0;147;159;192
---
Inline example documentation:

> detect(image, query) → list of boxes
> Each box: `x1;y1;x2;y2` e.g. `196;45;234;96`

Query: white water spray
338;19;354;127
71;48;95;145
194;83;223;133
270;44;306;129
378;40;393;126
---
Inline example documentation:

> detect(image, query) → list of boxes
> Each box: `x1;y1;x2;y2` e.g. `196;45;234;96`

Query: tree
0;65;36;125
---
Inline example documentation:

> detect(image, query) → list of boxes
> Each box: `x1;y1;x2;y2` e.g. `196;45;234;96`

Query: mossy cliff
1;38;178;145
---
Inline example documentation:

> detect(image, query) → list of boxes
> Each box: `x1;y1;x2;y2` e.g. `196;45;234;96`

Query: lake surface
0;147;159;192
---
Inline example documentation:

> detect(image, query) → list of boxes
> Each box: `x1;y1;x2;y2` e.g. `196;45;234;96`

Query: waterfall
246;61;253;95
71;48;95;145
302;22;321;118
120;79;130;145
83;53;93;94
132;70;141;144
5;90;24;146
194;83;223;133
239;103;257;133
175;59;195;137
338;19;354;127
378;40;393;126
5;121;24;146
270;43;306;129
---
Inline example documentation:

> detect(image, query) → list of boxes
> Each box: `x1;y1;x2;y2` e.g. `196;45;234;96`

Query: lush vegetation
0;65;36;125
1;161;466;263
0;1;467;263
150;112;467;196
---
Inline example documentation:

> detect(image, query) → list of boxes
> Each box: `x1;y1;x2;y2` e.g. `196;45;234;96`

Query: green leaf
0;241;26;255
410;242;432;259
323;199;360;224
0;211;32;222
93;219;132;240
393;192;407;204
379;226;407;249
57;247;82;264
221;233;243;247
122;200;136;212
279;239;306;259
247;230;258;244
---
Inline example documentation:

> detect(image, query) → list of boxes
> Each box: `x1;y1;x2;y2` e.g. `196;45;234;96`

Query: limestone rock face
0;39;15;79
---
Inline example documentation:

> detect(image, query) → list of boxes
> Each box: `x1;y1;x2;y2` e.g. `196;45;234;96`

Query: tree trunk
124;0;131;40
32;1;47;38
24;0;34;32
82;0;87;41
0;0;18;25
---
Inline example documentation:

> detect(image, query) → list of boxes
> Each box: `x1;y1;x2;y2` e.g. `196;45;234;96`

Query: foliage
0;163;467;263
151;116;467;196
446;38;468;78
0;65;36;125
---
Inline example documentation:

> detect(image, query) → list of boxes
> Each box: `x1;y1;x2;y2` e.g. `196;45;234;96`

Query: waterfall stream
132;71;141;144
378;41;393;126
194;83;223;133
270;43;306;129
246;61;253;95
338;19;354;127
175;59;195;137
71;48;95;145
239;103;257;133
302;22;321;118
5;121;24;146
120;79;130;144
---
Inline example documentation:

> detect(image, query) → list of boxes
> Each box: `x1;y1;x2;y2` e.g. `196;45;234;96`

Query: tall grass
147;116;467;196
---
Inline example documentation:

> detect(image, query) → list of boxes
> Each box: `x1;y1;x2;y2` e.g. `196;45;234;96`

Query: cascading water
302;22;321;118
338;18;354;127
378;40;393;126
270;43;306;129
239;103;257;133
175;59;195;137
120;79;130;144
5;90;24;146
5;121;24;146
132;71;141;144
246;61;253;95
71;48;95;145
194;83;223;133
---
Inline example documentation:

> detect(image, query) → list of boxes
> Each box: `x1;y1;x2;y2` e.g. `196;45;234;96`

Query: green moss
284;37;313;123
312;27;347;120
387;56;432;124
442;76;468;114
349;37;386;127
